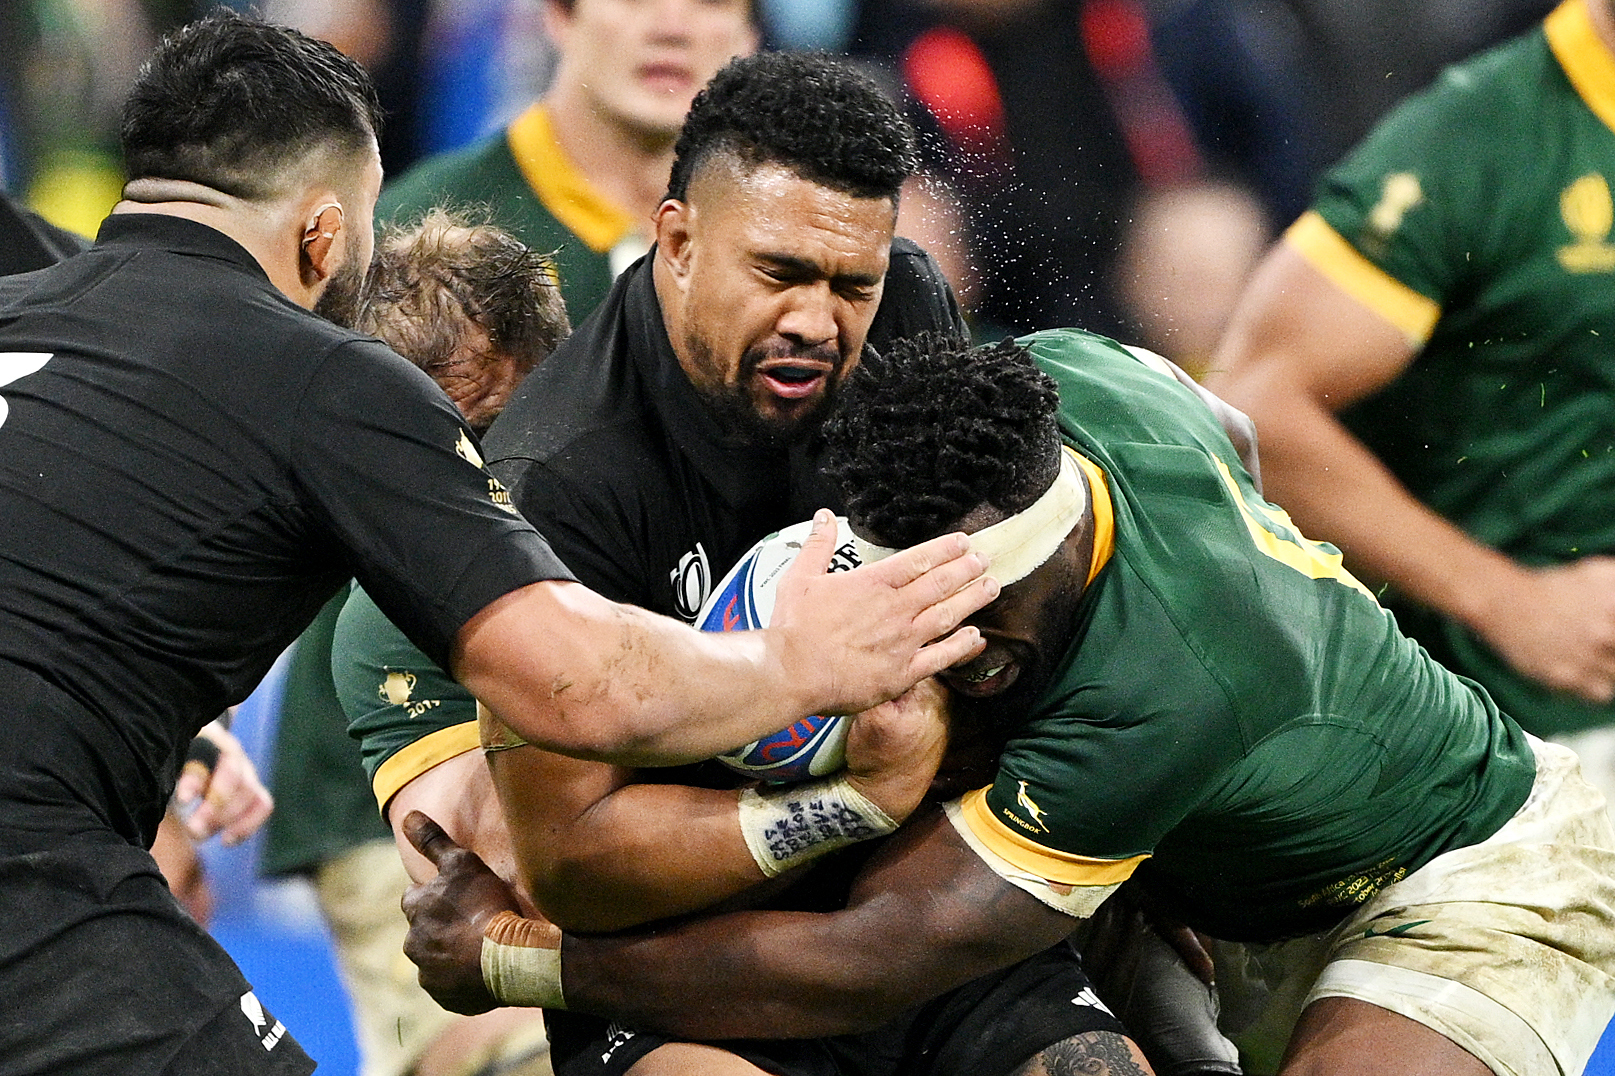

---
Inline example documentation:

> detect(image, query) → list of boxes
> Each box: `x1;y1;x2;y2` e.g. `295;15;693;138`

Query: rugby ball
697;517;860;782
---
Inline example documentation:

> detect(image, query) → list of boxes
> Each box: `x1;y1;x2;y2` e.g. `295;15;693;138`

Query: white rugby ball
696;517;860;782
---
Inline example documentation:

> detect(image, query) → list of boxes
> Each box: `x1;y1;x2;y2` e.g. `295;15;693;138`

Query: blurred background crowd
0;0;1556;365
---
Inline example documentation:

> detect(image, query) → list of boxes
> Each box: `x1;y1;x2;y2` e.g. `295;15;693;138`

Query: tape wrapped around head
852;447;1088;587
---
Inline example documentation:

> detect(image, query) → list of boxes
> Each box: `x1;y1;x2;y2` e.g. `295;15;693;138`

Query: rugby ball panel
696;517;859;782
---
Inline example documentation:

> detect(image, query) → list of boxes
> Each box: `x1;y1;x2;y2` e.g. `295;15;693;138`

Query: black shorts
546;939;1125;1076
0;826;313;1076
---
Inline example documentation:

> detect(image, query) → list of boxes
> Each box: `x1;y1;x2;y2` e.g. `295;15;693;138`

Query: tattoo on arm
1017;1032;1151;1076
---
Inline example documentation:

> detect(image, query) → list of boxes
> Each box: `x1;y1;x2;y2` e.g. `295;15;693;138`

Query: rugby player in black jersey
0;16;992;1074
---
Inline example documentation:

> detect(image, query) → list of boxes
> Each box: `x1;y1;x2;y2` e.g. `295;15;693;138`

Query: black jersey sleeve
491;450;656;609
291;340;575;669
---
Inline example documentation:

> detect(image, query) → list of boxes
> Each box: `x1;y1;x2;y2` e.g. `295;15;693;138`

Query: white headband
852;447;1088;587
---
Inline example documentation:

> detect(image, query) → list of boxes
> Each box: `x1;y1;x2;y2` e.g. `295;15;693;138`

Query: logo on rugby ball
696;518;860;782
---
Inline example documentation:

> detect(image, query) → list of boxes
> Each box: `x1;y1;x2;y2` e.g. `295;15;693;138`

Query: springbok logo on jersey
1557;173;1615;272
669;543;711;622
380;669;417;706
1361;172;1423;259
1015;780;1051;832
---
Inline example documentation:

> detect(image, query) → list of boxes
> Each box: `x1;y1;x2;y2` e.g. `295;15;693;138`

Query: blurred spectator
377;0;760;324
853;0;1271;373
260;0;434;175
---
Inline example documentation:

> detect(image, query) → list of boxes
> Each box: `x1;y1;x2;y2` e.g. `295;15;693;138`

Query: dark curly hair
822;333;1062;547
122;10;383;201
666;51;917;203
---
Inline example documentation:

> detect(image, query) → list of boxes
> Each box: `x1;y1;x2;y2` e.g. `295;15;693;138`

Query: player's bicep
1210;239;1419;414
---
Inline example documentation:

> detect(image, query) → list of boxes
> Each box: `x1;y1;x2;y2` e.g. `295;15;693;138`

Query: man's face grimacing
655;158;895;446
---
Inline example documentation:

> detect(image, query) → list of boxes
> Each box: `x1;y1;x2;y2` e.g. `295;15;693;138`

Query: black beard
692;344;843;450
313;254;366;329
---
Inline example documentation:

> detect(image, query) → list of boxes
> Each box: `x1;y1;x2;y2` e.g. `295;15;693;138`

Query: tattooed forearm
1017;1032;1153;1076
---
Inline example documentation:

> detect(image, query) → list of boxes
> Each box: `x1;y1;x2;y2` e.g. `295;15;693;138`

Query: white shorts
1209;737;1615;1075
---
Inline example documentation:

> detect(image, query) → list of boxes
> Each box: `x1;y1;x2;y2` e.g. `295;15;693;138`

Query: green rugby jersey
333;584;481;814
377;103;639;324
959;328;1536;942
1288;0;1615;736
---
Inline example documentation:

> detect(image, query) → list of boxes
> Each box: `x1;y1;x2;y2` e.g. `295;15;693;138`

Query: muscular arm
558;807;1080;1038
1207;242;1615;704
451;518;993;766
492;681;950;934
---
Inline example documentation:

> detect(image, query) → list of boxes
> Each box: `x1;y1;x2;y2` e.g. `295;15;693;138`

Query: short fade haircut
358;207;569;375
666;51;918;203
121;10;384;201
822;332;1063;547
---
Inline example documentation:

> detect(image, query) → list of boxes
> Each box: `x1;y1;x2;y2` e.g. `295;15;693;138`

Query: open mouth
757;360;832;399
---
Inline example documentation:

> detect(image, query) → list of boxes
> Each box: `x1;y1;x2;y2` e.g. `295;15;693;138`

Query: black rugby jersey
0;213;569;847
484;238;965;620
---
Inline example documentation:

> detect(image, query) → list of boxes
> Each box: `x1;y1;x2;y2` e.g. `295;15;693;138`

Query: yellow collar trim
506;104;639;254
1068;450;1114;587
1548;0;1615;135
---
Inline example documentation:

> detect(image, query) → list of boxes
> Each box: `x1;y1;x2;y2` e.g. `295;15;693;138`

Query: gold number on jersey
1213;457;1377;600
0;352;52;431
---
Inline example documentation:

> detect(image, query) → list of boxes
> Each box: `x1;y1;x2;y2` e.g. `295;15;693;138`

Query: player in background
1205;0;1615;805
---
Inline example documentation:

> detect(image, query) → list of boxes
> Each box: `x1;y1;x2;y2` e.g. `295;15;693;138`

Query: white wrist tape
737;775;899;877
480;910;566;1009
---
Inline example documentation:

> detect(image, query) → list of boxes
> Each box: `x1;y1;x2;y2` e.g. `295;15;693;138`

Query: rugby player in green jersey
400;329;1615;1076
1208;0;1615;788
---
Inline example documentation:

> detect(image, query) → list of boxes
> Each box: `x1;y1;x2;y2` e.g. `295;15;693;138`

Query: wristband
480;910;566;1009
737;775;898;877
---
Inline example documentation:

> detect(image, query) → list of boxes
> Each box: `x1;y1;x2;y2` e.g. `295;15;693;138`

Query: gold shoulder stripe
506;104;637;254
1286;211;1440;343
959;788;1148;886
1068;449;1114;587
1547;0;1615;135
373;720;482;814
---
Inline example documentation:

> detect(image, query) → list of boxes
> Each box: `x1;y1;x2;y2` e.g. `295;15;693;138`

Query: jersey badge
1557;173;1615;273
1071;986;1116;1017
238;991;287;1052
669;543;712;622
380;669;417;706
0;351;51;431
1361;172;1423;259
455;429;485;468
1014;780;1051;833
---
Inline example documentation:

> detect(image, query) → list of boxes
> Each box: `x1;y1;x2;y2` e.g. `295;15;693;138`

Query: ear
299;201;346;285
653;199;695;281
542;0;574;51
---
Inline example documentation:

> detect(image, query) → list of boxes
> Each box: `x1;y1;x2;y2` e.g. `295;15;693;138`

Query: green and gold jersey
957;328;1537;942
333;584;480;815
1287;0;1615;736
376;103;644;324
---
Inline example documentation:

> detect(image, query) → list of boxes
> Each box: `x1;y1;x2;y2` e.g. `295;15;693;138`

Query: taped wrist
737;775;898;877
480;911;566;1009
